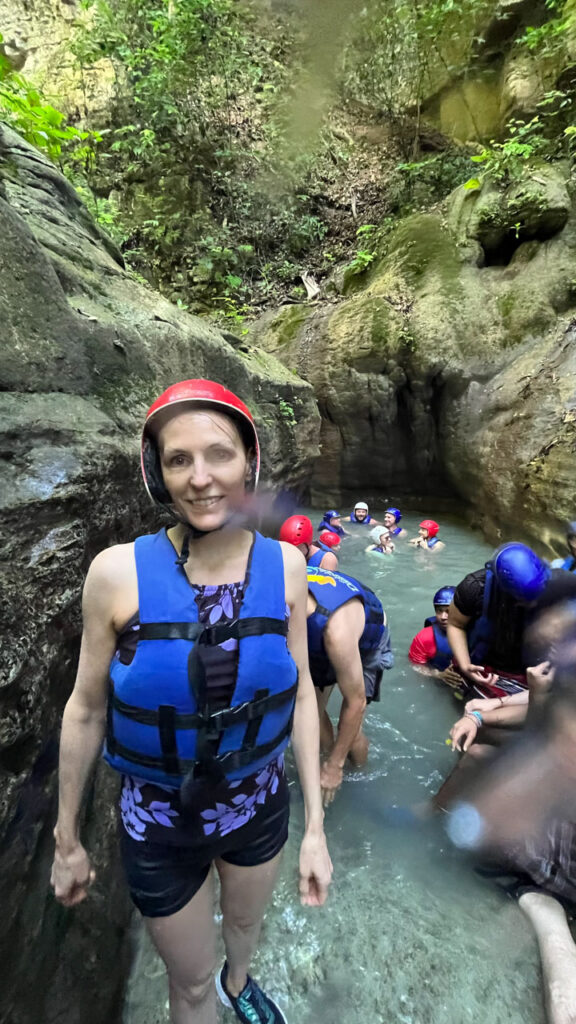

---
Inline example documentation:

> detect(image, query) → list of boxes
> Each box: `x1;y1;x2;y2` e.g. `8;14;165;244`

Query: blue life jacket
390;526;402;536
423;616;452;670
349;511;373;524
307;548;325;568
104;529;298;787
317;518;346;537
307;567;384;663
561;555;576;573
426;536;440;548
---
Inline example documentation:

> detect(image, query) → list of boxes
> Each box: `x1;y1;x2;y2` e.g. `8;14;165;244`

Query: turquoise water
124;511;545;1024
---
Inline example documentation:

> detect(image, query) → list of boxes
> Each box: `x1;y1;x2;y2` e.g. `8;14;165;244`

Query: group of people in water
49;379;576;1024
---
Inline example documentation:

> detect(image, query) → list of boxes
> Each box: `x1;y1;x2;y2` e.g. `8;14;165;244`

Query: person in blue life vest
50;379;332;1024
410;519;445;552
279;515;339;571
365;525;395;554
344;501;381;525
383;507;407;538
408;587;462;688
317;509;349;538
551;521;576;573
306;566;394;806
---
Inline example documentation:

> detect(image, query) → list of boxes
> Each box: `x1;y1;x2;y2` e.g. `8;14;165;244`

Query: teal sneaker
216;961;288;1024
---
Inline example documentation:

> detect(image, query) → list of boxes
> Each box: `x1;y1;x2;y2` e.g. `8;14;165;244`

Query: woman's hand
463;663;498;687
298;829;333;907
320;760;343;807
466;697;498;713
51;839;95;907
450;716;478;752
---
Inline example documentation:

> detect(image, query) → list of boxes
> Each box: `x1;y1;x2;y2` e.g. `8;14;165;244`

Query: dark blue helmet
385;507;402;522
433;586;455;607
324;510;339;520
492;543;550;603
567;521;576;538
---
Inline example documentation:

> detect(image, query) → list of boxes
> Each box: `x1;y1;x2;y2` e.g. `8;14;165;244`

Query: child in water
366;526;395;555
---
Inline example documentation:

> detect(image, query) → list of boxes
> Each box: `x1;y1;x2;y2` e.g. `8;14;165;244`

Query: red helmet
279;515;314;547
141;379;260;509
420;519;439;538
319;530;341;548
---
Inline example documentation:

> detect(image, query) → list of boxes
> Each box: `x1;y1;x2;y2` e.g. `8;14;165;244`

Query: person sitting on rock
408;586;462;688
306;565;394;806
551;521;576;573
317;510;349;538
365;526;395;555
279;515;339;570
344;501;380;525
409;519;444;552
383;507;407;538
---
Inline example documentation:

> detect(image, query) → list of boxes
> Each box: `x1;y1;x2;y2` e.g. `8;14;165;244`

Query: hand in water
51;841;95;906
450;716;478;752
298;830;333;907
441;666;464;689
320;760;343;807
464;663;498;687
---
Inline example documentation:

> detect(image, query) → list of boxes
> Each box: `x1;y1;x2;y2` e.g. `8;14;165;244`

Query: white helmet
371;525;389;544
354;501;369;511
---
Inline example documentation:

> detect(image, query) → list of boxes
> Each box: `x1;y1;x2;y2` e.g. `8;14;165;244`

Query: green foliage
0;34;97;162
278;398;297;427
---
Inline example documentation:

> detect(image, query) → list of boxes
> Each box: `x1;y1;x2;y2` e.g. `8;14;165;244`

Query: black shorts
120;775;290;918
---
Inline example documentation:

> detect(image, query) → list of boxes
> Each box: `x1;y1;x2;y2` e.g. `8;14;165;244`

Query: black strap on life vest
105;713;295;778
107;613;296;779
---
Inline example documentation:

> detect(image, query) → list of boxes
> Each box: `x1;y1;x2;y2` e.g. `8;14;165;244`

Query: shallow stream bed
124;511;546;1024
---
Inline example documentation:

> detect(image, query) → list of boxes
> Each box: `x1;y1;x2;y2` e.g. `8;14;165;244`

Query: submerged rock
0;124;319;1024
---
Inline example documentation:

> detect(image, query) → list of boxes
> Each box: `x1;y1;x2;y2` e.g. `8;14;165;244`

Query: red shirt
408;626;437;665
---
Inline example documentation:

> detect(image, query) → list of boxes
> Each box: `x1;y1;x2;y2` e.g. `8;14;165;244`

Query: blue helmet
492;543;550;603
433;586;455;607
385;507;402;522
324;510;340;520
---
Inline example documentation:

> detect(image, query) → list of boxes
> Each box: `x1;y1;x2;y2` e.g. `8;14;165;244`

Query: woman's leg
216;852;283;996
144;870;218;1024
519;891;576;1024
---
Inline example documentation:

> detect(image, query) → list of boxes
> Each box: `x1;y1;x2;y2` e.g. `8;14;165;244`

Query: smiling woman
51;379;332;1024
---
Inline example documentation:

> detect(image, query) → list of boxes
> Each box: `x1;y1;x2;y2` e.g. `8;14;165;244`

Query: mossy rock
469;165;570;255
381;213;464;295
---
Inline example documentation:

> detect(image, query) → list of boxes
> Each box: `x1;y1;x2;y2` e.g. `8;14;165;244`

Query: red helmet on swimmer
420;519;439;538
319;531;341;548
141;379;260;512
279;515;314;547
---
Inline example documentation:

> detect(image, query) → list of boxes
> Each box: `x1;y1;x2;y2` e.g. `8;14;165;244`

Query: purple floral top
117;581;287;845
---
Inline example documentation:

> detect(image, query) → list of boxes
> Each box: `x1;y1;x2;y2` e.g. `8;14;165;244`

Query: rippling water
124;510;545;1024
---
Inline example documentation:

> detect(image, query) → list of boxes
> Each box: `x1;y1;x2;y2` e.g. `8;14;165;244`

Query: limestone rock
251;164;576;552
0;124;319;1024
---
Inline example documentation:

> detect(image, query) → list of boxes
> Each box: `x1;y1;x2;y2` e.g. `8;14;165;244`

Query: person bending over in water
551;521;576;574
408;586;462;689
344;501;381;525
409;519;444;552
383;507;407;538
305;566;393;806
279;515;339;571
316;509;349;538
51;379;332;1024
365;526;395;555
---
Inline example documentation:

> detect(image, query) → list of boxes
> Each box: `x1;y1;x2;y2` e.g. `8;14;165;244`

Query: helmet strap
174;519;231;566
